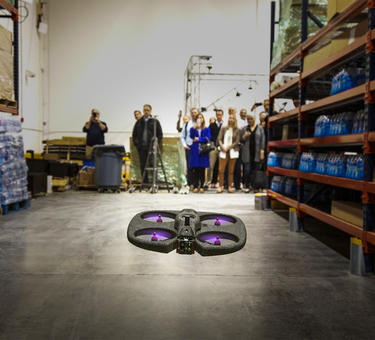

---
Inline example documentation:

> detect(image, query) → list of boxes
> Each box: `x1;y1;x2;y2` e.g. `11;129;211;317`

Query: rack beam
267;167;299;177
299;172;366;192
267;189;298;209
268;139;298;148
299;203;364;239
301;83;368;113
300;134;365;146
269;108;299;124
270;77;299;99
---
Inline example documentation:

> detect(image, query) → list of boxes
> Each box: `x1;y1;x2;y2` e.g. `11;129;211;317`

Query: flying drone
127;209;247;256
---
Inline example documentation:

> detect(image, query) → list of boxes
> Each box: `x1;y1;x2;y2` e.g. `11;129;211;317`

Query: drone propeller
142;212;175;223
200;214;236;226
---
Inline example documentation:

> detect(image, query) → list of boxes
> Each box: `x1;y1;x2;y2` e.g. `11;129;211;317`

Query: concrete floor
0;191;375;340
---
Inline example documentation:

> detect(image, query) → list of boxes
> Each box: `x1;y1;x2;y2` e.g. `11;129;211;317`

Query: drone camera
184;216;190;226
177;237;195;255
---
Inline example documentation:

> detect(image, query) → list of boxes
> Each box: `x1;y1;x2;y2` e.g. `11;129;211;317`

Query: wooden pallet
1;199;29;215
76;184;97;190
0;98;17;108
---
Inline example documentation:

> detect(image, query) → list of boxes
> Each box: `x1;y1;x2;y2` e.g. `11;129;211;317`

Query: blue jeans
243;161;256;189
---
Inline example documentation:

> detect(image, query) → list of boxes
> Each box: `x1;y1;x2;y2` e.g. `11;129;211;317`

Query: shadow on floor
272;210;350;259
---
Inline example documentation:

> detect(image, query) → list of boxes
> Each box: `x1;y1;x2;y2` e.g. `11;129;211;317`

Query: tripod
140;116;170;193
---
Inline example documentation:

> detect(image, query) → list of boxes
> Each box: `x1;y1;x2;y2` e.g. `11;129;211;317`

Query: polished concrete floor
0;191;374;340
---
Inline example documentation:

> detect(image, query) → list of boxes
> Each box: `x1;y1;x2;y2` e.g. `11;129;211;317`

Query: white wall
48;0;271;151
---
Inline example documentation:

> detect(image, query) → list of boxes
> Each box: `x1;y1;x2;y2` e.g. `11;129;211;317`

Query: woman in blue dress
189;113;211;193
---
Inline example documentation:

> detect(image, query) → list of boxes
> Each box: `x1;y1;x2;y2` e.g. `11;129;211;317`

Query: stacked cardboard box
0;24;13;101
77;167;95;187
331;200;363;227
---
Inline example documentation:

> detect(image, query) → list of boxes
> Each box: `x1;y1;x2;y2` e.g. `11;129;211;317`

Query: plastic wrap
0;116;28;205
271;0;327;69
129;137;185;187
0;24;13;100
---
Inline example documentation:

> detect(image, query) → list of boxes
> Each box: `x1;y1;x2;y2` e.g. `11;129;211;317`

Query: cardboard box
304;19;368;72
0;49;13;100
0;24;13;54
271;199;289;211
327;0;355;22
43;153;60;160
78;167;95;186
331;200;363;227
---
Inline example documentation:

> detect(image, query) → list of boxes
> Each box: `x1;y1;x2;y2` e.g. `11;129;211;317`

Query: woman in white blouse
216;115;240;193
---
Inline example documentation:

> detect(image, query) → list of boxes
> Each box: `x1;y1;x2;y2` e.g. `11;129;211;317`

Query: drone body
127;209;247;256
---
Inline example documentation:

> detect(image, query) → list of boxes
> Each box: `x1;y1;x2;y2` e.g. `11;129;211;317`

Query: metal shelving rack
267;0;375;273
0;0;19;115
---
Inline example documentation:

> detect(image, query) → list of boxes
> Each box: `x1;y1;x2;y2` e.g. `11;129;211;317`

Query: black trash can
93;145;125;192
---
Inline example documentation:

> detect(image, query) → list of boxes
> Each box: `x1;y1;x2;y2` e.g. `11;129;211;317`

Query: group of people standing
83;103;267;194
180;105;267;193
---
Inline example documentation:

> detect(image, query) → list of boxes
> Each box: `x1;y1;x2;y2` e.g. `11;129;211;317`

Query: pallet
52;186;69;192
1;199;29;215
76;184;97;190
0;98;17;108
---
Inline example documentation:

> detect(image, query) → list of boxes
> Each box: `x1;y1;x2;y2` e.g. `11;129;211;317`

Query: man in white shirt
180;108;198;186
238;108;248;129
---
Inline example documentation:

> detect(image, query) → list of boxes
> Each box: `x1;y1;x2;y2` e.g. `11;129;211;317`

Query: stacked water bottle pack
0;116;28;206
267;152;298;170
270;175;286;193
299;153;316;173
270;175;297;198
330;67;366;96
267;152;282;167
314;110;365;137
299;152;364;180
280;153;298;169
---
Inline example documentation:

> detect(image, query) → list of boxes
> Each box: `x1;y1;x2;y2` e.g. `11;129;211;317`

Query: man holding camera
83;108;108;158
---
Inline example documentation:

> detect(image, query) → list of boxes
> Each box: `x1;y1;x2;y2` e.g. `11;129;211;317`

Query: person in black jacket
132;104;163;183
83;108;108;159
207;109;224;188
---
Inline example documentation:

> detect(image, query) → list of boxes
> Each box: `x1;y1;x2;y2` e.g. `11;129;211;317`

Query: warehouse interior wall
47;0;271;151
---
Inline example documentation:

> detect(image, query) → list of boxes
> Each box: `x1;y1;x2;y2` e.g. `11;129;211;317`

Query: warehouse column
355;1;375;275
294;0;309;232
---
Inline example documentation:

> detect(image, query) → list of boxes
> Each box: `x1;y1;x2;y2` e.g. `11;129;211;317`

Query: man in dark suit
132;104;163;183
207;109;224;188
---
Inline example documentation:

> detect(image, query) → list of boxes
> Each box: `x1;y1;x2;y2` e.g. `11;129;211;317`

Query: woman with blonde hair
216;115;240;193
189;113;211;193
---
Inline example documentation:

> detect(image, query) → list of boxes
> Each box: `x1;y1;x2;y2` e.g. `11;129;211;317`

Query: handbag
199;137;215;155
